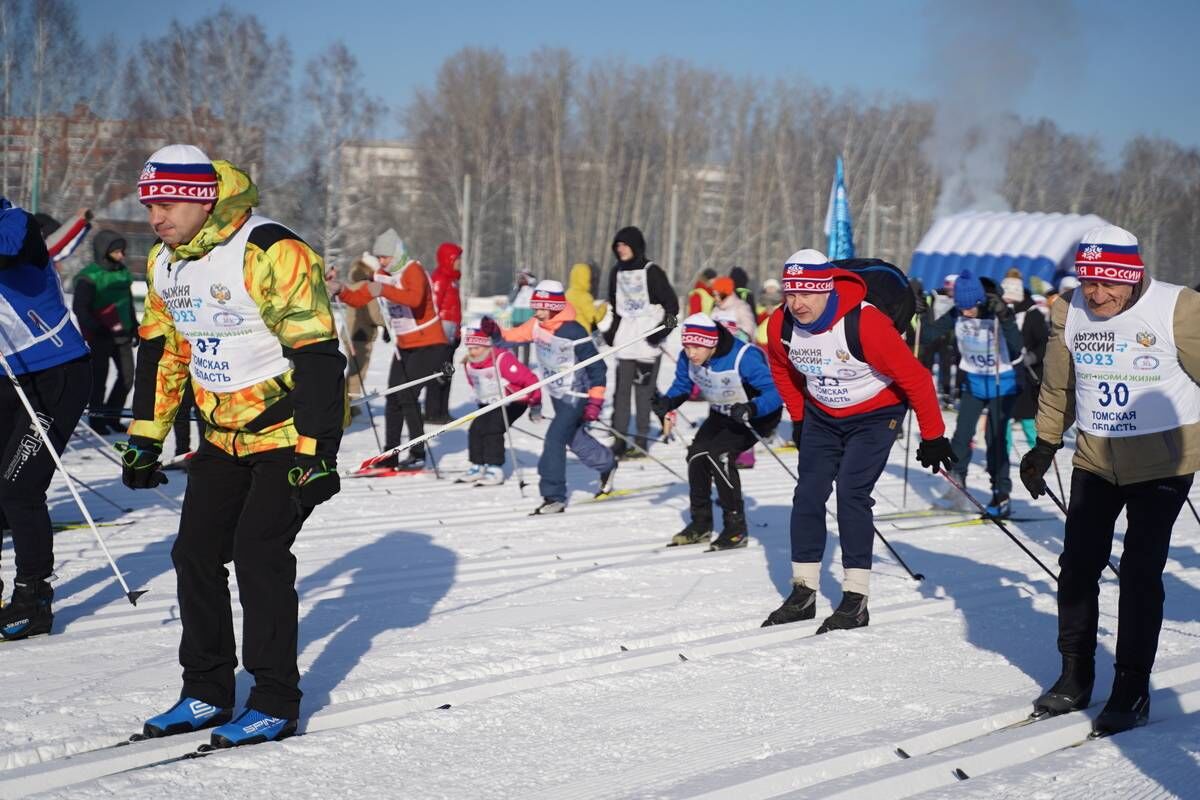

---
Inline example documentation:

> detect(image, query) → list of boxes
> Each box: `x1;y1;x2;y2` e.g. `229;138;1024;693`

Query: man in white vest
121;145;346;748
1021;224;1200;737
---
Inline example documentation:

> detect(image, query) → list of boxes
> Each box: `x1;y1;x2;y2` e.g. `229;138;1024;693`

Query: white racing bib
955;316;1015;376
615;267;652;318
1063;280;1200;437
151;215;290;392
375;261;440;335
689;345;750;415
534;322;590;399
466;359;504;404
784;307;892;408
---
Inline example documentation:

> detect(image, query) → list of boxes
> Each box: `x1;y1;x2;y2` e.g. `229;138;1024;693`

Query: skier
761;250;954;632
458;325;540;485
921;270;1024;518
424;241;463;424
1005;274;1049;450
710;276;756;343
651;313;781;549
1020;225;1200;737
0;198;91;640
73;229;136;434
332;229;448;472
479;279;616;514
122;145;345;748
604;226;679;458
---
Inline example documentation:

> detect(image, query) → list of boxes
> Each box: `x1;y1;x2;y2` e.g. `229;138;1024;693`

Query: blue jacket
666;329;782;418
0;198;90;375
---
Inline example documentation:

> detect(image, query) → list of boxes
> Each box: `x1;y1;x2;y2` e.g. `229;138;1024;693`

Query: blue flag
824;155;855;260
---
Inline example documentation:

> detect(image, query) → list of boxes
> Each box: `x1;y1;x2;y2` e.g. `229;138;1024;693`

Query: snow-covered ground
2;339;1199;799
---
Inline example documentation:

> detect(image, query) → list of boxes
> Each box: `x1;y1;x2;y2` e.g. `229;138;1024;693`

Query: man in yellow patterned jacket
120;144;346;749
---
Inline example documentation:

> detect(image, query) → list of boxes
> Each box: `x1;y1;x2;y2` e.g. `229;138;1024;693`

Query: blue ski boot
140;697;233;739
984;493;1011;520
210;709;298;748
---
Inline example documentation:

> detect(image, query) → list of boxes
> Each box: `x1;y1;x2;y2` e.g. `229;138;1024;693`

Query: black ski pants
385;345;444;455
423;341;457;420
611;358;659;446
0;356;90;586
1057;467;1193;678
468;403;526;466
687;409;781;524
87;335;134;424
172;441;311;720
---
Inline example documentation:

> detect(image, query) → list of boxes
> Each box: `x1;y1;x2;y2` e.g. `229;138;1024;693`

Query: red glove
582;397;603;422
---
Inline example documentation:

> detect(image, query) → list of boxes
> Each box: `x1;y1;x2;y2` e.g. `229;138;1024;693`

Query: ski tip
127;589;149;606
895;747;910;759
953;768;970;781
913;573;926;581
678;653;688;662
619;644;629;652
437;703;452;710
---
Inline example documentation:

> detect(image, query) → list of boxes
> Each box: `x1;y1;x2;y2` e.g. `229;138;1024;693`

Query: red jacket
432;242;463;325
766;271;944;440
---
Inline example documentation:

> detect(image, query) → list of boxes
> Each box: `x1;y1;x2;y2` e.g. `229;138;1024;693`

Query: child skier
651;313;782;549
458;326;540;485
478;280;616;513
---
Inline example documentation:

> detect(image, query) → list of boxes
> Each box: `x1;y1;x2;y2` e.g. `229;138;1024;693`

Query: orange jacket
339;259;448;350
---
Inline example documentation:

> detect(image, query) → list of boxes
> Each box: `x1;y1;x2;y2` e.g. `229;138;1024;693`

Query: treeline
2;2;1195;290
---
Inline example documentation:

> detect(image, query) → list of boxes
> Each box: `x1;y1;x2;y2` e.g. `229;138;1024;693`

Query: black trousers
468;404;526;465
611;358;659;443
1058;467;1193;677
687;409;780;523
423;341;457;420
385;345;444;454
87;335;134;422
172;441;311;719
0;356;90;585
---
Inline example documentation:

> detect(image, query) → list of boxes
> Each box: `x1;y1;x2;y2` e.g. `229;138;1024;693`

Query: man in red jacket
425;242;463;423
761;249;955;632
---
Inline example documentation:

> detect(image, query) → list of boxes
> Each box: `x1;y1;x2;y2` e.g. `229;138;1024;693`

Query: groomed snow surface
2;342;1199;799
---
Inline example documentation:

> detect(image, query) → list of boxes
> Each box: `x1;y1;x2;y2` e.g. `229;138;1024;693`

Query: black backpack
780;257;915;362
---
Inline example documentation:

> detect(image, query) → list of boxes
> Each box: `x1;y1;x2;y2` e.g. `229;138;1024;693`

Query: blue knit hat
953;271;986;311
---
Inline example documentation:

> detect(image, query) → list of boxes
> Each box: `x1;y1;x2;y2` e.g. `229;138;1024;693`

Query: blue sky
80;0;1200;162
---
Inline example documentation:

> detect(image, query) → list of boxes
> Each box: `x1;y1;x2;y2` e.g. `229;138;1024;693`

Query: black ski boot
1092;668;1151;737
0;579;54;641
669;514;713;546
710;510;748;551
761;583;817;627
816;591;869;634
1033;655;1094;717
596;461;618;496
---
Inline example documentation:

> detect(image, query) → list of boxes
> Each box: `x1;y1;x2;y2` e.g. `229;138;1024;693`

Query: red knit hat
781;249;835;293
530;279;567;311
137;144;218;204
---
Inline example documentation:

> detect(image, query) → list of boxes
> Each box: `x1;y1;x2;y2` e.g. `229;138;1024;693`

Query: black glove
478;316;501;338
437;361;455;384
289;454;341;509
1019;438;1059;499
728;402;755;424
117;436;168;489
650;392;681;419
915;436;957;474
528;404;543;423
381;328;392;343
986;294;1012;321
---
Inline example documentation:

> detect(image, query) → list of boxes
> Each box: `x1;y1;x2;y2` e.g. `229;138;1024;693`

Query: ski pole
492;358;527;495
0;352;146;605
350;363;454;407
356;318;676;471
938;468;1058;582
334;300;382;451
75;419;182;509
1052;453;1065;501
60;470;132;515
902;319;920;508
1044;486;1120;579
1187;497;1200;527
589;419;686;482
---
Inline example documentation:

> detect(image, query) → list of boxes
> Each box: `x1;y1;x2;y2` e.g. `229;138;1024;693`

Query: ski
875;508;975;521
587;481;677;503
890;515;1055;531
950;726;1119;781
52;520;133;532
